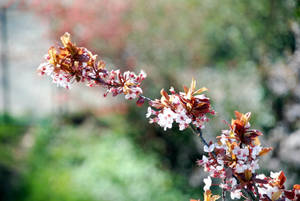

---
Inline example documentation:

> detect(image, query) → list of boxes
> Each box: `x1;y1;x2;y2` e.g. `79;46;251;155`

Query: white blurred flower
157;108;177;131
146;107;152;118
230;189;241;199
204;144;215;153
175;110;192;131
203;176;212;191
270;171;281;179
251;145;262;159
233;146;249;161
250;159;259;173
235;162;248;173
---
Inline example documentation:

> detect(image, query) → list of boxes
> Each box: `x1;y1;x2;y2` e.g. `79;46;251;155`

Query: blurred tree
22;0;133;66
0;7;10;118
18;117;199;201
129;0;297;68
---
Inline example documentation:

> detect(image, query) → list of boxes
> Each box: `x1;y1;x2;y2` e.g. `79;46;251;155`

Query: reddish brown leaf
278;171;286;187
284;190;295;199
160;89;170;101
293;184;300;190
136;96;145;107
259;147;273;156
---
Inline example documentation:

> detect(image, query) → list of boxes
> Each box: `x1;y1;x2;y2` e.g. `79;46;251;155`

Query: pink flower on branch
37;32;146;100
196;111;300;201
147;79;215;131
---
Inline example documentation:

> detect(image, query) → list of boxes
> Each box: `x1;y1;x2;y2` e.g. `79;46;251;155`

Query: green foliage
126;0;296;135
20;118;194;201
0;114;28;166
129;0;297;69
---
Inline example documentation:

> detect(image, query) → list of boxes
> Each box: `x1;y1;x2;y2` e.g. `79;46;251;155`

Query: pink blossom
157;108;177;131
204;144;215;153
230;189;242;200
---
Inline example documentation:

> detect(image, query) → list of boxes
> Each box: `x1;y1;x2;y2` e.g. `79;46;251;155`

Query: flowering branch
37;33;300;201
38;32;146;100
195;111;300;201
191;126;259;201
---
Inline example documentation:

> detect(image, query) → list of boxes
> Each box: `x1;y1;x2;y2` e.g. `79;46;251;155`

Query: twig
89;76;153;103
222;187;226;201
190;125;209;146
139;95;153;102
197;127;210;147
253;183;260;200
241;188;254;200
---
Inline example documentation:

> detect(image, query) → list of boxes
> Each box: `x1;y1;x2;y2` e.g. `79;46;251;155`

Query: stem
139;95;153;102
222;187;226;201
190;125;209;146
90;76;119;87
253;183;260;200
197;127;209;147
241;188;253;200
89;76;153;102
190;125;217;160
242;188;258;201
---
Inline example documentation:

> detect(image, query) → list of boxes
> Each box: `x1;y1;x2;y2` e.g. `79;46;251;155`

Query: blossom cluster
196;111;300;200
255;171;300;201
37;32;146;100
146;79;215;131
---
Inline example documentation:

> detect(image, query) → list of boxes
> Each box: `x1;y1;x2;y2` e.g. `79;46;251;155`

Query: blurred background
0;0;300;200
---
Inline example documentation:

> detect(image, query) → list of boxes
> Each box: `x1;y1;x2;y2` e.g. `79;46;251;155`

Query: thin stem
89;76;153;102
190;125;217;159
222;187;226;201
90;76;111;86
190;125;209;146
139;95;153;102
197;127;209;147
245;187;259;201
253;183;260;200
241;188;254;200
